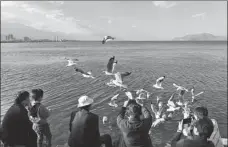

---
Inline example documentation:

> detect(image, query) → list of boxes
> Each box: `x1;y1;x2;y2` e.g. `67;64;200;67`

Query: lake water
1;41;227;146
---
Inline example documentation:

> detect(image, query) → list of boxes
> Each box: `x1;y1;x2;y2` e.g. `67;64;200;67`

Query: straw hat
78;95;94;108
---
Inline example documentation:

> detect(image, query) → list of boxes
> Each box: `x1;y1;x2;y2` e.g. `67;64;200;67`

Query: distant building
5;34;15;41
24;36;31;42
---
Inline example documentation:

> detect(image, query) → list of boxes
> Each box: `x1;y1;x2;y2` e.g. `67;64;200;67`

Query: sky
1;1;227;40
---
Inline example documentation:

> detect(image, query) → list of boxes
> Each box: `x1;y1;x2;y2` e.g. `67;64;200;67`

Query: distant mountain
173;33;227;41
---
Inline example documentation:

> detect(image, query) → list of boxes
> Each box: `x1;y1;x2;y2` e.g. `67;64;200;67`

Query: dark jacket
68;109;101;147
117;106;153;147
169;132;215;147
1;104;37;147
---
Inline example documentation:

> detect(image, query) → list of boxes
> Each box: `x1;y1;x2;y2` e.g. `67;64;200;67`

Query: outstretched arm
151;102;158;114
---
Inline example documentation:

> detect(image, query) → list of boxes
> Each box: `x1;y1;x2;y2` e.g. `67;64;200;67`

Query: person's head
14;91;30;106
127;103;142;120
31;89;44;102
193;106;207;120
192;117;214;140
77;95;94;111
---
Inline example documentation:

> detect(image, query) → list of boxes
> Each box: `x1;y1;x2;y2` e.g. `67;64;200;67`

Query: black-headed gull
151;100;165;119
102;36;115;44
191;87;204;102
103;56;117;75
167;93;180;112
108;72;131;89
111;94;119;101
173;83;189;92
135;89;151;99
108;100;118;107
65;58;78;67
153;76;165;89
74;67;95;79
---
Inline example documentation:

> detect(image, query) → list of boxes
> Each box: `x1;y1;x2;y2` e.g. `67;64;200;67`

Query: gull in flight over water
135;89;151;99
103;56;118;75
108;94;119;108
166;93;180;112
153;76;165;89
191;86;204;102
74;67;95;79
65;58;78;67
102;36;115;44
173;83;189;92
107;72;131;89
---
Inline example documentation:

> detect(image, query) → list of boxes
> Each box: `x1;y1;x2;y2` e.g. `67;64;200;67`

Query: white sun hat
77;95;94;108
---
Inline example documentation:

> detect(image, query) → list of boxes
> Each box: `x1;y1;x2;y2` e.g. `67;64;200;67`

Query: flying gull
102;36;115;44
74;67;95;79
173;83;189;92
108;100;118;108
103;56;118;75
166;93;180;112
153;76;165;89
135;89;151;99
107;71;131;89
191;87;204;102
65;58;78;67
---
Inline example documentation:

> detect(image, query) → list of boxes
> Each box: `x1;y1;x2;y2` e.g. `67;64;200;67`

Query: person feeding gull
65;58;78;67
102;36;115;44
74;67;95;79
107;71;131;89
103;56;118;75
153;76;165;89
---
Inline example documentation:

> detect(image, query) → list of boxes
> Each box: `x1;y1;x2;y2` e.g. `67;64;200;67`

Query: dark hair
79;104;91;111
194;107;206;119
201;107;208;117
195;117;214;139
14;91;29;104
127;103;142;117
31;89;44;101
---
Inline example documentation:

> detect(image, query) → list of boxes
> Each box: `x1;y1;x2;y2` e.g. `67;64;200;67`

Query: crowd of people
0;88;215;147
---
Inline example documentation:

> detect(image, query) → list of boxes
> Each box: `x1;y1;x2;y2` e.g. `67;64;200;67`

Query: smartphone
183;117;192;124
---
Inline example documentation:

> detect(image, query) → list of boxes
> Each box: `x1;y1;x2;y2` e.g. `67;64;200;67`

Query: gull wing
107;56;115;73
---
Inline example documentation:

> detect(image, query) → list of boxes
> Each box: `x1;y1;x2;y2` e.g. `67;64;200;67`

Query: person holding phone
165;106;215;147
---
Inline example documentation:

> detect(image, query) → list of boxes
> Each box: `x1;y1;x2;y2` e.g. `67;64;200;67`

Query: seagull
166;93;181;112
102;36;115;44
65;58;78;67
173;83;189;92
135;89;151;99
103;56;118;75
111;94;119;101
109;72;131;89
153;76;165;89
74;67;95;79
191;87;204;102
108;101;118;108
